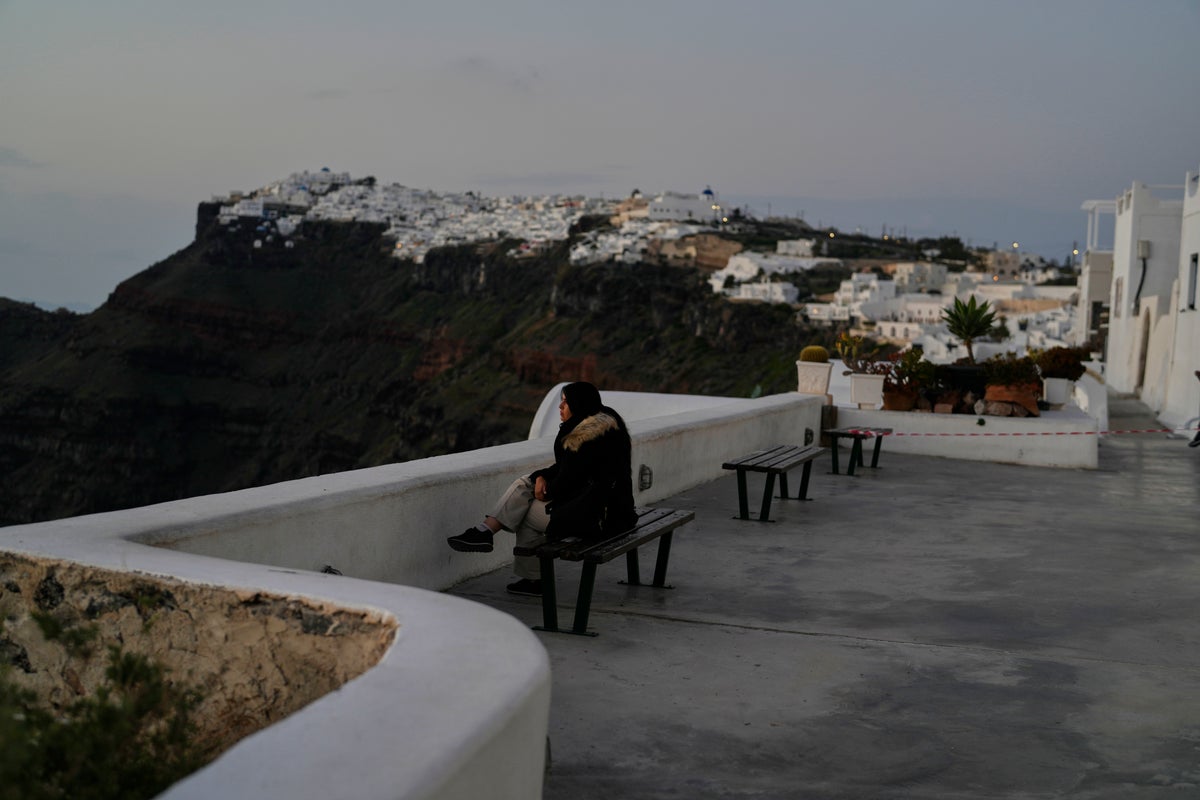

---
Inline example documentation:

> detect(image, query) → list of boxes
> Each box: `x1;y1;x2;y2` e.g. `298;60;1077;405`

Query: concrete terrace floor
448;395;1200;799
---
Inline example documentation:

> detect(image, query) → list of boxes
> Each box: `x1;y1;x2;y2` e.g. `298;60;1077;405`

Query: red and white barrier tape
846;427;1194;438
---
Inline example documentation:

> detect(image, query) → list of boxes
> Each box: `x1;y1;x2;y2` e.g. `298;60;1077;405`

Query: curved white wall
0;517;551;800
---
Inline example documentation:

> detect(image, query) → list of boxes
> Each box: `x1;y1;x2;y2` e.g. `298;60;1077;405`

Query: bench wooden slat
512;507;675;560
824;426;893;437
722;445;824;473
580;509;694;563
720;445;794;470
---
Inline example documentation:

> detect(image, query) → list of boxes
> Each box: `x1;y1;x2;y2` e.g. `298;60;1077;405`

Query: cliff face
0;209;833;526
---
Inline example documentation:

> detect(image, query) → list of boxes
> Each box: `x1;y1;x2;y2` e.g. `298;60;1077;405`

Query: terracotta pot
882;388;918;411
984;383;1041;416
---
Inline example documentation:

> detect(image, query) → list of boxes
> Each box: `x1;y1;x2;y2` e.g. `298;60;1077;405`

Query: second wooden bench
721;444;826;522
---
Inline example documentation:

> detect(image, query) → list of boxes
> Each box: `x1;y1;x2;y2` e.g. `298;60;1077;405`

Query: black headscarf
562;381;603;419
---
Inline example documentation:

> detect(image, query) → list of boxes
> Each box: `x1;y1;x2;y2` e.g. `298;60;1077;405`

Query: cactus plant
798;345;829;363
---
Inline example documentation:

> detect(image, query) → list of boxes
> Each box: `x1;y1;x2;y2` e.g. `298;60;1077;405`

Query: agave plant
941;295;996;364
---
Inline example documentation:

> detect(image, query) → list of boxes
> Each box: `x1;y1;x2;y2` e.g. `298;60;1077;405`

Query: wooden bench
823;427;892;476
721;444;826;521
512;507;694;636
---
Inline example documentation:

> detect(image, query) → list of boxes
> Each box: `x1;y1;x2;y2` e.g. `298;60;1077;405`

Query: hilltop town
214;168;1084;364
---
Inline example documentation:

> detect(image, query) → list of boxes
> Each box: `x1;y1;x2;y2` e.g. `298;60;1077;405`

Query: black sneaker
506;579;543;597
447;527;494;553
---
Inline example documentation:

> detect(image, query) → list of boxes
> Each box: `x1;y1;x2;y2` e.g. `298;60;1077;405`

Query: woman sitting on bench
446;381;637;597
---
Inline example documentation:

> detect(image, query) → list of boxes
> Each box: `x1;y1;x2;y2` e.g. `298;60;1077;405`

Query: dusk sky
2;0;1197;310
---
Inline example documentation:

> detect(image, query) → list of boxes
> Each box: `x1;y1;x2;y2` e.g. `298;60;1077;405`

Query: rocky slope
0;209;837;526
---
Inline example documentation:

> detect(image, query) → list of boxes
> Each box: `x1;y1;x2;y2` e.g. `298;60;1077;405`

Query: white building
835;272;896;306
726;281;799;304
776;239;815;257
802;303;853;325
1073;200;1116;348
802;272;896;327
648;187;721;223
1072;171;1200;431
891;262;948;293
1103;182;1184;398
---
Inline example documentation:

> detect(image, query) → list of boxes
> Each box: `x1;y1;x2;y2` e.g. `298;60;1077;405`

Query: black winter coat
533;407;637;541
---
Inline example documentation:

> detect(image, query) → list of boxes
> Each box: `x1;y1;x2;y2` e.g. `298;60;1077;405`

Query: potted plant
982;352;1041;416
942;295;996;364
795;344;833;401
1034;346;1086;408
835;333;888;409
882;349;935;411
941;295;996;397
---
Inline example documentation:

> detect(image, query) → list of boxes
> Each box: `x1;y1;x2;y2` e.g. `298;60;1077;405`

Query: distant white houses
707;248;841;297
1077;171;1200;429
726;281;799;304
800;260;1084;364
570;219;705;265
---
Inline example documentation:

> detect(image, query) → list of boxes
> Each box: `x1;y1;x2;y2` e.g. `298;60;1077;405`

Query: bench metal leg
570;562;599;636
533;556;560;633
797;460;814;501
778;472;789;499
734;469;751;519
652;531;674;588
870;435;885;468
830;437;842;474
624;548;641;585
758;472;777;521
847;438;863;476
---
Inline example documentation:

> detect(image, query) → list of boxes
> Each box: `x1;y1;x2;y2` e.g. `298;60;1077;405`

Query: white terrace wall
835;394;1100;469
0;391;822;800
143;392;823;590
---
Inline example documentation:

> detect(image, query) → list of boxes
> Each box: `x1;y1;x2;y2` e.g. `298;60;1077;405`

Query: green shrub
1035;346;1087;381
982;352;1040;386
0;620;204;800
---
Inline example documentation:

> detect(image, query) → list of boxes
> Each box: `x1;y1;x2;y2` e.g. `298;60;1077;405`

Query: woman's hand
534;475;549;501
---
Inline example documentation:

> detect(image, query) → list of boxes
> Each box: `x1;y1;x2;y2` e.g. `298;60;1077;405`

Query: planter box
1042;377;1074;408
796;361;833;397
849;374;885;409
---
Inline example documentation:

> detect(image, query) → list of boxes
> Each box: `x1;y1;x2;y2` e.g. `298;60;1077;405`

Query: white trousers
489;476;549;580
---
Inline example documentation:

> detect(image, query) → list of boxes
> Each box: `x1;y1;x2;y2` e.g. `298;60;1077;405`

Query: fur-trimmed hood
561;412;619;452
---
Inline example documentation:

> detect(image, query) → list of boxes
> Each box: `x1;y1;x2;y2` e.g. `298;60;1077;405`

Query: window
1188;254;1198;311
